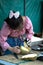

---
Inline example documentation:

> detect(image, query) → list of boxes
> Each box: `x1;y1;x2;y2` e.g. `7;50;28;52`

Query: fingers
13;46;20;49
16;49;21;54
13;47;21;54
14;49;21;54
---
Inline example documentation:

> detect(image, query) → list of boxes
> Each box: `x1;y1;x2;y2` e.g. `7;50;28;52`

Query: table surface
0;50;43;65
0;36;43;65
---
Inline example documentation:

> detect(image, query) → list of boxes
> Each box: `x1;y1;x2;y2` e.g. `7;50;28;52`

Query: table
0;36;43;65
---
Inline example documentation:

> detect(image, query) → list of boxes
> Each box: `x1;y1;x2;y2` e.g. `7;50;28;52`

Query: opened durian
20;46;31;54
21;53;37;61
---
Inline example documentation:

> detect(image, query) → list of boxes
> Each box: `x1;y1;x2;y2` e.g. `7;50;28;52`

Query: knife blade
13;53;19;59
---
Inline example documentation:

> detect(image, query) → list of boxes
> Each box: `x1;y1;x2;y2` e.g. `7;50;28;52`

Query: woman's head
5;10;23;30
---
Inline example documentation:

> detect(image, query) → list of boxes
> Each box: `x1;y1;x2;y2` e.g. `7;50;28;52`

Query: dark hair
5;13;23;30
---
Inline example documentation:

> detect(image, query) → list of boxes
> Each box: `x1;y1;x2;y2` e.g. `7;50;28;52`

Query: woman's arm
25;16;34;40
0;22;11;51
0;22;21;54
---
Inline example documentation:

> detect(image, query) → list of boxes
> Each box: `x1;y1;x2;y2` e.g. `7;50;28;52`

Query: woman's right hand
8;46;21;54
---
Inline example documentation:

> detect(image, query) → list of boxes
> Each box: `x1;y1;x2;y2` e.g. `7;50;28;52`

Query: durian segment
20;46;31;54
24;41;31;47
21;54;37;60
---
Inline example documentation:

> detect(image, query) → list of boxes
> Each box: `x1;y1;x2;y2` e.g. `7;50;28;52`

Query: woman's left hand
12;46;21;54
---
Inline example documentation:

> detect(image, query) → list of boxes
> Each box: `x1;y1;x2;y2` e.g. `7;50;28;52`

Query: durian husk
20;53;37;61
20;46;31;55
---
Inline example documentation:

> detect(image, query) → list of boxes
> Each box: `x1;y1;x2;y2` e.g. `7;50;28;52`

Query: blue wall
0;0;43;33
25;0;43;33
0;0;24;29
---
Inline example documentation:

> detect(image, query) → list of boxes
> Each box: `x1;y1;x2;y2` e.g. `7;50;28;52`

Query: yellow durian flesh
21;54;37;61
20;46;31;54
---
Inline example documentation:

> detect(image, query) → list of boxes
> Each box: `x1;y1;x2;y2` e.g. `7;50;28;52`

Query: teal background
0;0;43;33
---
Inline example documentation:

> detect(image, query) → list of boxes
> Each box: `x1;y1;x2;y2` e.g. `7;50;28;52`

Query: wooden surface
0;36;43;65
0;51;43;65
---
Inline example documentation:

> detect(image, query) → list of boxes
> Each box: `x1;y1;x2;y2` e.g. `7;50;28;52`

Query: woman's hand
8;46;21;54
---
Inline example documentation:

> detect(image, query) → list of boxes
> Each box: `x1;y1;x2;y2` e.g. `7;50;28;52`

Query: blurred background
0;0;43;37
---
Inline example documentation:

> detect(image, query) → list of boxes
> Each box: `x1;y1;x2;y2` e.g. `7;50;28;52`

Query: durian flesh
20;46;31;54
21;54;37;60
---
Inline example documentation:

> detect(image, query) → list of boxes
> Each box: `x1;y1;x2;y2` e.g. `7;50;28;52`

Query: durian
20;46;31;54
21;53;37;61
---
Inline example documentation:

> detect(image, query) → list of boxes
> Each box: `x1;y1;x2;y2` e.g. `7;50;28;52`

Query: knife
13;53;19;59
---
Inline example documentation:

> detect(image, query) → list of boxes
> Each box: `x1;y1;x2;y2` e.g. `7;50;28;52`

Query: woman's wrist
8;46;21;54
8;46;13;52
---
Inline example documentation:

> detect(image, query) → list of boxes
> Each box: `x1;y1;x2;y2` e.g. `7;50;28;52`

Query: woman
0;10;34;55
